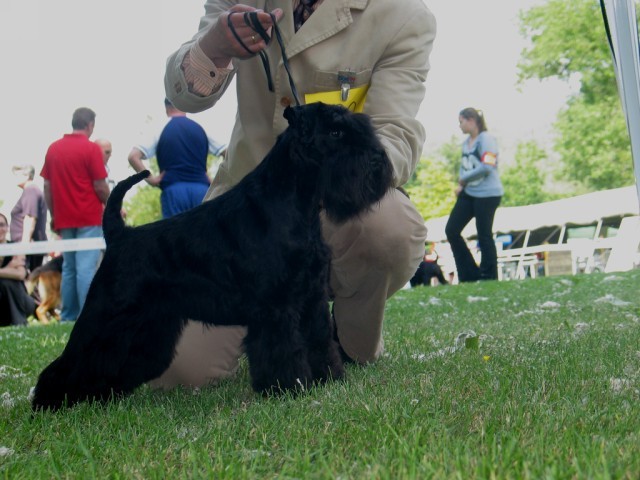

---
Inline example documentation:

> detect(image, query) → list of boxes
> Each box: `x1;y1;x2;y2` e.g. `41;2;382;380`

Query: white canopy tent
426;186;640;279
425;186;639;243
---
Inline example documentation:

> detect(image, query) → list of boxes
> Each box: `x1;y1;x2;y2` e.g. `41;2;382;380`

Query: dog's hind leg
113;314;187;394
32;307;184;410
32;308;140;410
244;311;313;395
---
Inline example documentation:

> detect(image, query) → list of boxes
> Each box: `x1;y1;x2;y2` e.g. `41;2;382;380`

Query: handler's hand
145;172;165;188
198;5;284;67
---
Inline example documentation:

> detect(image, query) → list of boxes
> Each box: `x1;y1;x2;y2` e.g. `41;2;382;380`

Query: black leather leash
227;11;301;106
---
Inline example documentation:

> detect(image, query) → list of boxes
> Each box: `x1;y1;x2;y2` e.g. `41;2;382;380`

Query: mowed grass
1;270;639;479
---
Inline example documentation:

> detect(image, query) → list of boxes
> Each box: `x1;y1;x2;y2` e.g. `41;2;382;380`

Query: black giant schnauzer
32;103;394;411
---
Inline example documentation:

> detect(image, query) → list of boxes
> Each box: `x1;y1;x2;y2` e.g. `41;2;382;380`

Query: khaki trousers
150;188;427;389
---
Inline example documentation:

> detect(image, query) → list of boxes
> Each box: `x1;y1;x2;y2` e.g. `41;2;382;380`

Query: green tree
123;157;162;226
405;154;456;221
553;96;631;190
437;136;461;179
500;140;554;207
124;185;162;226
518;0;635;191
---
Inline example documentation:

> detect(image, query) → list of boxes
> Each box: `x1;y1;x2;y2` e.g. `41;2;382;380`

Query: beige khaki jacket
165;0;437;197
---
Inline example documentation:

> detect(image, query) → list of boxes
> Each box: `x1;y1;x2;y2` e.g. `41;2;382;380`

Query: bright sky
0;0;574;210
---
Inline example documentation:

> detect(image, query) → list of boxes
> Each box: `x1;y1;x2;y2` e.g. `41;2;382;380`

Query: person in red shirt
40;107;110;322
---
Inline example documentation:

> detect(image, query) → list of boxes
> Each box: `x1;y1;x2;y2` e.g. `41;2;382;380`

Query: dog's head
283;103;394;223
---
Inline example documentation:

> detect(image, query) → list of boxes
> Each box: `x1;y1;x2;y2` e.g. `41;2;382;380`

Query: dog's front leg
244;312;313;395
302;298;345;384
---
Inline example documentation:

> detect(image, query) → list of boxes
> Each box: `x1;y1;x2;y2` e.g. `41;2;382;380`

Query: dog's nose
283;106;298;125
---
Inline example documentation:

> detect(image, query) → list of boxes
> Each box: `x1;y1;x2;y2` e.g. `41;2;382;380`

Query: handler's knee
323;189;427;363
324;188;427;297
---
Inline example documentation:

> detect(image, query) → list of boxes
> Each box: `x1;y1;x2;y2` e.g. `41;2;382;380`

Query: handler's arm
165;1;282;113
365;7;437;187
127;148;164;187
93;179;111;205
43;180;54;228
22;215;36;242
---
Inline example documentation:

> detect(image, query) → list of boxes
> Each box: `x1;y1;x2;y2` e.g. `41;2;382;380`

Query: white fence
0;238;106;257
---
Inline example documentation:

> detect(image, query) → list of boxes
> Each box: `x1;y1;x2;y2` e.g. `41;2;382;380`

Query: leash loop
226;11;300;106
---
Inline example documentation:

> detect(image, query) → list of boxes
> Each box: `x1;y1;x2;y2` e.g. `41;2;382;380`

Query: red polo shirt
41;133;108;230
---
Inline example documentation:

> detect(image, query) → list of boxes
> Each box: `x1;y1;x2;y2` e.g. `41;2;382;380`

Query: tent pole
601;0;640;206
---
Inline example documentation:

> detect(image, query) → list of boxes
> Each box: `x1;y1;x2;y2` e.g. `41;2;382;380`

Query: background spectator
0;212;36;326
95;138;116;190
445;107;503;282
128;98;226;218
40;107;110;322
10;164;48;272
410;244;449;287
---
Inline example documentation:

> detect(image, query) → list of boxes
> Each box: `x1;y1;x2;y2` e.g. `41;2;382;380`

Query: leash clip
338;71;356;102
340;83;350;102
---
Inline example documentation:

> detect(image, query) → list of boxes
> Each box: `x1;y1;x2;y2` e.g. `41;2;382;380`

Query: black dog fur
32;103;394;411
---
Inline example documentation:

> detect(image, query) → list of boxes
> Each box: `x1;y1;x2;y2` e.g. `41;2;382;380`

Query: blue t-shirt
136;116;226;189
459;131;504;198
157;116;209;188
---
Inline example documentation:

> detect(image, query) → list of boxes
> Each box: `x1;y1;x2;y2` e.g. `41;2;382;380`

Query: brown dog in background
27;256;63;324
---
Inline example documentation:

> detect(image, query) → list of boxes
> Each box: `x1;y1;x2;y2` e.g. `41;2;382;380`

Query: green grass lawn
1;270;639;479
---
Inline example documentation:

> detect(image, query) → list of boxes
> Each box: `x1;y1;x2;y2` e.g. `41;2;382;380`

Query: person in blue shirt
128;98;226;218
445;107;504;282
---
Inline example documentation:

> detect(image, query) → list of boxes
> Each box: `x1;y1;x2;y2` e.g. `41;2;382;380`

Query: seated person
410;245;448;287
0;213;36;326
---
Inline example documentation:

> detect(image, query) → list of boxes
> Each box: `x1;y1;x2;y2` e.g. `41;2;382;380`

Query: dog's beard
317;143;394;224
284;104;395;224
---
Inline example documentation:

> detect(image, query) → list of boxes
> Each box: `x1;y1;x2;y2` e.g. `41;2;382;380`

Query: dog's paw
252;367;314;397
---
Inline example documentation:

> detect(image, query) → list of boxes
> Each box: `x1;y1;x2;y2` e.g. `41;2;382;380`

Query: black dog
32;103;394;411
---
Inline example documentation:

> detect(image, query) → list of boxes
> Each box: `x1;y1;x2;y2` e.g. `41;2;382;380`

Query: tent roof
425;186;640;243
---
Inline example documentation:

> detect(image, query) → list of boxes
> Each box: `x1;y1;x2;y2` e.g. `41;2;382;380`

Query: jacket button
280;97;293;107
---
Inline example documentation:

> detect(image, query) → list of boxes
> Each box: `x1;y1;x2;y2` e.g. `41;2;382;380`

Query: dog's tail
103;170;150;244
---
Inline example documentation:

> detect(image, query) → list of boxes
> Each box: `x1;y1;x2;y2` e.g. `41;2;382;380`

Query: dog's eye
329;130;344;139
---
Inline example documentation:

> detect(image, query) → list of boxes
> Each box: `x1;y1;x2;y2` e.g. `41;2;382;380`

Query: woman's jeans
60;226;103;322
445;191;501;282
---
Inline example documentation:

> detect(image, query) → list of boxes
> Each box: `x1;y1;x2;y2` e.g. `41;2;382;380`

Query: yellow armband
305;85;369;113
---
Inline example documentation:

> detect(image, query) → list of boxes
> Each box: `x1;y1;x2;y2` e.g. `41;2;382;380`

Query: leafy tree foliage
124;185;162;227
553;95;632;190
500;140;555;207
518;0;635;191
405;152;457;222
437;136;462;180
123;157;162;226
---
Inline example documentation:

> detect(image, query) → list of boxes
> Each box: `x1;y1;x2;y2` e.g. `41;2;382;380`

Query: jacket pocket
308;69;373;112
